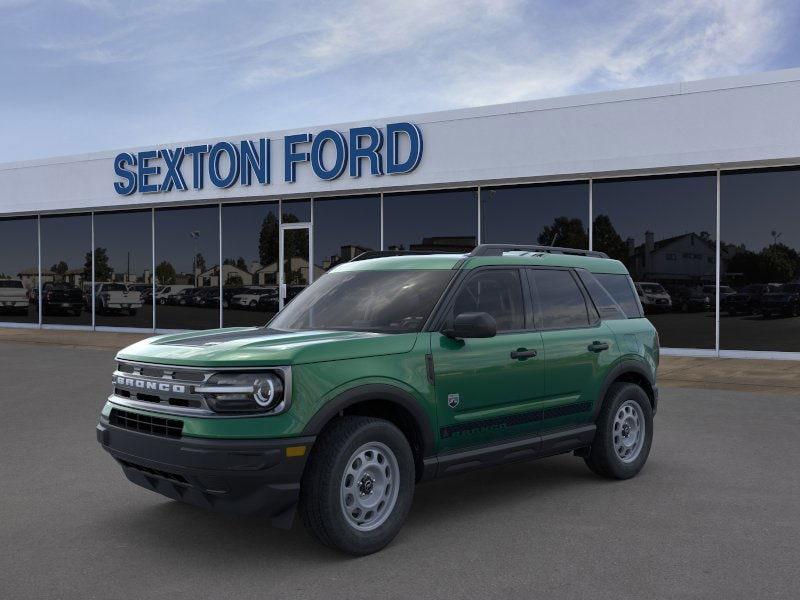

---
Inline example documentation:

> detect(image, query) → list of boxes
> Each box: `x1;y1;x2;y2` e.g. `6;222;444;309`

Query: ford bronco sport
97;244;658;555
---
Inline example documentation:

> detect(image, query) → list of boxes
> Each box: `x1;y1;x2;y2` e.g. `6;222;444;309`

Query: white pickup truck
0;279;30;315
94;283;143;315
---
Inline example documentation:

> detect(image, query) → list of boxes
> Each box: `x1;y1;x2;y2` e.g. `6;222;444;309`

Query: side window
530;269;590;329
450;269;525;332
594;273;643;318
576;269;626;320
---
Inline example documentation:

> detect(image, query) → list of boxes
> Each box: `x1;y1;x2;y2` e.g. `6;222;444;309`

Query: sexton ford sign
112;122;423;195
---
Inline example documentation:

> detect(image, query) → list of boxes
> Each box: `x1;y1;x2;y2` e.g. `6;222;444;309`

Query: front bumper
0;300;28;307
97;416;314;528
107;302;143;309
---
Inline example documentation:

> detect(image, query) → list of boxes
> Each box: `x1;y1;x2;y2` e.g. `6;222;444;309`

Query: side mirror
442;312;497;339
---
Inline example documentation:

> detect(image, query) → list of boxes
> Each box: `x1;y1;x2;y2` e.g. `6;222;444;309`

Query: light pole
190;230;200;285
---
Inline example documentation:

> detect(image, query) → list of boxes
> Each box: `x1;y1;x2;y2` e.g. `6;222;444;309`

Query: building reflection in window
720;168;800;352
154;205;220;330
221;201;280;327
40;213;92;326
0;217;39;324
593;174;717;349
93;210;153;329
314;195;380;271
384;189;478;253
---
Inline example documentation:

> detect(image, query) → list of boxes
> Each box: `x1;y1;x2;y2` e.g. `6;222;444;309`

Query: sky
1;0;799;163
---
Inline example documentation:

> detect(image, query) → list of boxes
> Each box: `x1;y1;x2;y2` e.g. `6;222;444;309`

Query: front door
431;268;546;452
279;223;312;310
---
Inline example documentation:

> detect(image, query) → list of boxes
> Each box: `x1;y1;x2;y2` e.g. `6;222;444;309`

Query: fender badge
447;393;460;409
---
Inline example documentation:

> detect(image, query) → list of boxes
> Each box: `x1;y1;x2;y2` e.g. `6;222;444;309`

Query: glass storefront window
11;166;800;355
154;205;220;330
282;199;311;223
93;210;153;329
313;195;380;271
0;217;39;324
481;182;589;248
720;168;800;352
383;189;478;253
221;201;279;327
40;214;92;326
593;174;717;349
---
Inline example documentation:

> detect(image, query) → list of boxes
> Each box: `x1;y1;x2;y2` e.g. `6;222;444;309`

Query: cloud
424;0;785;107
235;0;521;88
18;0;786;96
0;0;794;162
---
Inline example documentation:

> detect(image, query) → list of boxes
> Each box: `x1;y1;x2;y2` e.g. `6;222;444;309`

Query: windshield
0;280;23;288
269;269;454;334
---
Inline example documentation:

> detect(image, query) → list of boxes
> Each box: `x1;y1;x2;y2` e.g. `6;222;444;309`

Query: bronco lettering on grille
114;376;186;394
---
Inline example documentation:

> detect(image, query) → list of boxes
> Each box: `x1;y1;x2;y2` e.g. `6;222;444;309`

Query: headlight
197;372;286;414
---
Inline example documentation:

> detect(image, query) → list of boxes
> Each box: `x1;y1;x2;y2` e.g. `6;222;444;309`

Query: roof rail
469;244;609;259
349;250;457;262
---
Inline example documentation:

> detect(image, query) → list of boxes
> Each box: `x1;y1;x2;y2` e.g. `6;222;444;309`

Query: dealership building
2;68;800;359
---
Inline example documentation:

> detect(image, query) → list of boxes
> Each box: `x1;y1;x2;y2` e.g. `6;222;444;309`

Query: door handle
588;341;609;352
510;348;538;360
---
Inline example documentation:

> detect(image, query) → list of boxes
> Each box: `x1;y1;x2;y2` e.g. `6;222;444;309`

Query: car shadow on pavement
97;453;608;562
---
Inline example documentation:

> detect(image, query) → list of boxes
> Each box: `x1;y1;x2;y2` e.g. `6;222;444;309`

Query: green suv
97;245;658;555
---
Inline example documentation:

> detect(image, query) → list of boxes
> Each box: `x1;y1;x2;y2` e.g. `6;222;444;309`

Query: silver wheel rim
340;441;400;532
613;400;645;463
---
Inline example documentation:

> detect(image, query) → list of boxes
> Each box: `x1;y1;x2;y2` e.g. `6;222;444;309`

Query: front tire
584;382;653;479
299;416;415;555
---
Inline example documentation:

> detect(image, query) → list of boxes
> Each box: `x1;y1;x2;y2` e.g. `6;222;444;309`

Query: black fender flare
593;359;656;419
301;383;436;457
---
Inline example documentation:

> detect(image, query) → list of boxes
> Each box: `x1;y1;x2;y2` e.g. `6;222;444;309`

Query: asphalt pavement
1;342;799;600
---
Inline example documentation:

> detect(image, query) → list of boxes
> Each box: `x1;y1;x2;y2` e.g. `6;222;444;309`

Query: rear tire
299;415;415;555
584;382;653;479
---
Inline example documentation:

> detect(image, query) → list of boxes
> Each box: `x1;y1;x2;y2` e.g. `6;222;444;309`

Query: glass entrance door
279;223;312;310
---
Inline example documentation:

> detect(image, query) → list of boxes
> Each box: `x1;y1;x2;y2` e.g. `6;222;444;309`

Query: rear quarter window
593;273;643;318
576;270;627;320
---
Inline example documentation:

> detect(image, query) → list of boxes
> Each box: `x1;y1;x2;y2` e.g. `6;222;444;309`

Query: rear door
431;267;545;451
527;268;619;430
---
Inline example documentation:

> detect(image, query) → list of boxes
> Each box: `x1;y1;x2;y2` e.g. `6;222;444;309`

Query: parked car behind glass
635;282;672;314
39;282;83;316
722;283;781;316
759;283;800;318
670;286;711;312
0;279;30;315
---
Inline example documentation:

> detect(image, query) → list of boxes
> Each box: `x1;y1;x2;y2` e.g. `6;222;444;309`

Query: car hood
116;327;419;367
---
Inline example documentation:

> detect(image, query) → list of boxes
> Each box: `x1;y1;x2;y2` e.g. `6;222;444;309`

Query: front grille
109;408;183;438
112;361;214;414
